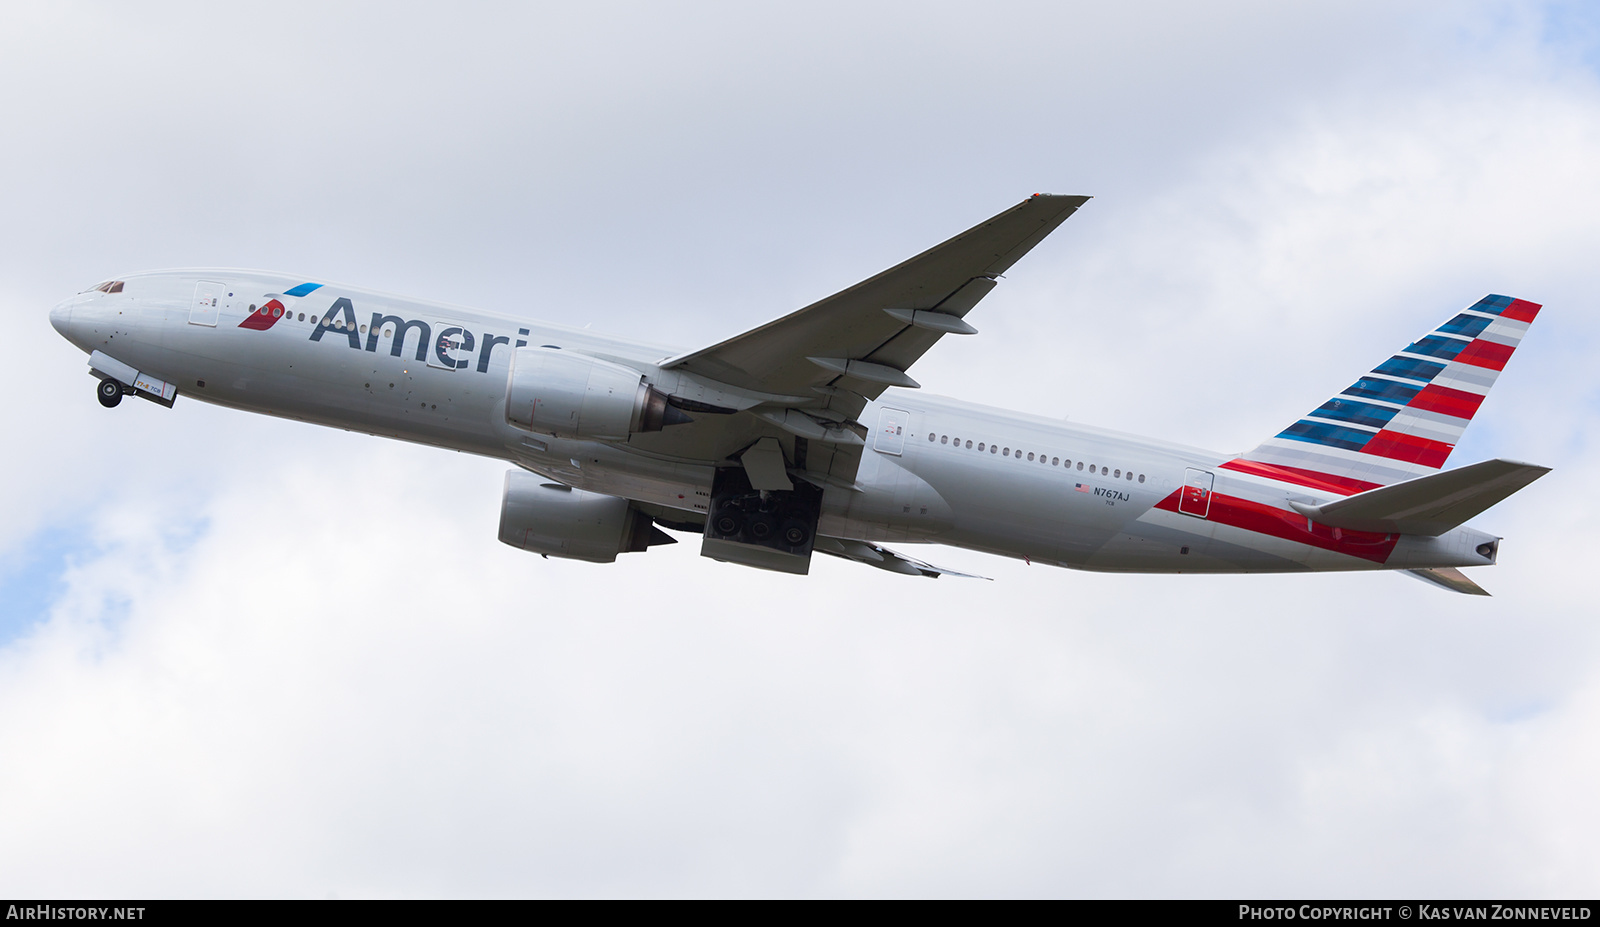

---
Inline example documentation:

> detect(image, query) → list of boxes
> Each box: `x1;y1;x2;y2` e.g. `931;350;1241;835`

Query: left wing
627;195;1088;485
659;194;1090;423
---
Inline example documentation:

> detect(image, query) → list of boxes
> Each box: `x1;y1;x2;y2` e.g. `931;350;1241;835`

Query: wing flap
1405;567;1492;596
814;537;991;579
1290;458;1550;536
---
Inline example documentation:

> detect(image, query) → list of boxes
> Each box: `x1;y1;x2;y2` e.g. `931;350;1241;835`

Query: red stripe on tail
1501;299;1542;323
1219;459;1382;496
1453;338;1514;371
1407;383;1486;420
1361;429;1453;468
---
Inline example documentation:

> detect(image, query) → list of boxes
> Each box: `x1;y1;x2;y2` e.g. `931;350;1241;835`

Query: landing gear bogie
702;465;821;557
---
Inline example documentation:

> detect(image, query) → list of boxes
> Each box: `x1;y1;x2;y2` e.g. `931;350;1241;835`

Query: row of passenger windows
928;432;1145;483
250;304;394;338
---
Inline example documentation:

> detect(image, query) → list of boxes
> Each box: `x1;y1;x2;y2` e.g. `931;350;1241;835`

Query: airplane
47;195;1550;595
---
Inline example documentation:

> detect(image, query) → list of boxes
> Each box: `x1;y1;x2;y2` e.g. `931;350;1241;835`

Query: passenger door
189;281;225;327
874;407;909;456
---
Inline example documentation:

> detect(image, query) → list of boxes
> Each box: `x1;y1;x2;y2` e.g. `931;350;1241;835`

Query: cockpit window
83;280;124;294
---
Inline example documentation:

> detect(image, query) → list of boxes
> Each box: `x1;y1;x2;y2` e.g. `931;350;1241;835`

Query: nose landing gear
96;378;124;408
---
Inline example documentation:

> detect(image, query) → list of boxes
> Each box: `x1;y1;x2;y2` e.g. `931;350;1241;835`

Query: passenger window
1114;469;1121;478
298;313;305;321
1027;452;1034;461
990;445;997;454
1051;457;1059;466
273;306;282;317
1003;447;1010;456
929;434;936;442
978;443;985;451
1138;474;1145;483
1126;471;1134;481
1076;461;1083;470
965;440;972;449
941;435;948;444
1089;465;1096;474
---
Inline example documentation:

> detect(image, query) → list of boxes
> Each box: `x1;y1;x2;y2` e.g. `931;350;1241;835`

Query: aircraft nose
50;298;73;339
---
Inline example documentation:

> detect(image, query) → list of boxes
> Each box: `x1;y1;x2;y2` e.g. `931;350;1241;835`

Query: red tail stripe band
1361;429;1453;468
1501;299;1542;323
1219;459;1382;496
1453;338;1514;371
1407;383;1486;420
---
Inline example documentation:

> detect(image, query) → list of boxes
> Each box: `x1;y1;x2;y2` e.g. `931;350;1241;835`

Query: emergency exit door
1179;468;1214;518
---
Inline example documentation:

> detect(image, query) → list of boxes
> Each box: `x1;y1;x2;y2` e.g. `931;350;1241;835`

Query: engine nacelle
505;347;686;440
498;470;674;563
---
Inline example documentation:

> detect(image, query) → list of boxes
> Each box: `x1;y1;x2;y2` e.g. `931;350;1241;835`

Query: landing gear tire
747;515;776;542
97;379;124;408
781;520;811;547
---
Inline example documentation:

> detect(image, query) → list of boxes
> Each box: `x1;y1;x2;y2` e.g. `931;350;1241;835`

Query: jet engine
497;470;675;563
505;347;689;440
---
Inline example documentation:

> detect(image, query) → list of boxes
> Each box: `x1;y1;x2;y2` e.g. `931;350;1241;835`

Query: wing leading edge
660;194;1090;420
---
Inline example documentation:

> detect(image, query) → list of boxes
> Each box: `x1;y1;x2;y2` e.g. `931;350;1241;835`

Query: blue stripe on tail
1373;356;1446;382
1276;420;1375;451
1310;398;1403;429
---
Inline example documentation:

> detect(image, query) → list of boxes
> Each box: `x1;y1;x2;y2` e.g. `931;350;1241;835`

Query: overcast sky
2;0;1598;898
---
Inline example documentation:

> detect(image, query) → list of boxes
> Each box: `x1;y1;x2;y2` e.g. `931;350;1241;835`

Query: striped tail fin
1223;295;1542;495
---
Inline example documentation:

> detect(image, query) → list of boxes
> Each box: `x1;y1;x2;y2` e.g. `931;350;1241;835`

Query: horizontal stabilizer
1289;458;1550;536
814;537;990;580
1405;567;1491;596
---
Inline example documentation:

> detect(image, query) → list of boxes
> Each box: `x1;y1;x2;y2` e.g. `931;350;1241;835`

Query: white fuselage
49;270;1498;575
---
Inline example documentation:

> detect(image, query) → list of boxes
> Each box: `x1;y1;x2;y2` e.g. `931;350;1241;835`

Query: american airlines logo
241;285;526;373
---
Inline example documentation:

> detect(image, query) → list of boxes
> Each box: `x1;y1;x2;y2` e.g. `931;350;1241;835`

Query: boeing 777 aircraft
48;195;1549;594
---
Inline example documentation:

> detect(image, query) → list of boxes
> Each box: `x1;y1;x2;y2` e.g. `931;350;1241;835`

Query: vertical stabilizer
1223;295;1541;495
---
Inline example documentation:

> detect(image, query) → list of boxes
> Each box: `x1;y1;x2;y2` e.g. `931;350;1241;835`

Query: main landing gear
96;378;124;408
703;466;821;556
